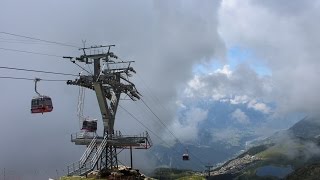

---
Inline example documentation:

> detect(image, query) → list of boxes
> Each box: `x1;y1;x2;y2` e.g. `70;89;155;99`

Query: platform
71;131;152;149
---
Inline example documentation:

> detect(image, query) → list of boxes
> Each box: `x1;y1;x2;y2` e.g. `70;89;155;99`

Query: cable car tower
64;45;152;176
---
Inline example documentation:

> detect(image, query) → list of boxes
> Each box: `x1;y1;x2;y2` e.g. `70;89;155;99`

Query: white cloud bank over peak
184;63;273;114
218;0;320;116
165;107;208;143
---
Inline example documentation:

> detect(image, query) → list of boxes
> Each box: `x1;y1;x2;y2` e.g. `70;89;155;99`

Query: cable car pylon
65;45;152;176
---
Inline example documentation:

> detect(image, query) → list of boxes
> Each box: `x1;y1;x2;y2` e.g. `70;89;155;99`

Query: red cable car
81;120;97;132
31;96;53;114
31;78;53;114
183;148;189;161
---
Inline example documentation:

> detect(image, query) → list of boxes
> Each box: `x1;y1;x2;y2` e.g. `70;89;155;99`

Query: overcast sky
1;0;320;179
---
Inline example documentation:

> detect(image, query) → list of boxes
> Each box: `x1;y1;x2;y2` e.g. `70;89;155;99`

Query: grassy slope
152;168;206;179
235;139;320;179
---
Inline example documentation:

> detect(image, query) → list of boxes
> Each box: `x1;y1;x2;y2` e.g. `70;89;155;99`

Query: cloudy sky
1;0;320;179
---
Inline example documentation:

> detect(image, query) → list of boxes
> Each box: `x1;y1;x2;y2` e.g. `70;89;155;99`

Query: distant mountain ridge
210;116;320;179
288;116;320;139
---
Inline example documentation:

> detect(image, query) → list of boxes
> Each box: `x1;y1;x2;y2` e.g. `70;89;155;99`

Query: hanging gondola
182;148;189;161
81;119;97;132
31;78;53;114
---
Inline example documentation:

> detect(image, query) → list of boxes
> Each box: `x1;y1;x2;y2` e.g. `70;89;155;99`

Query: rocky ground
61;165;154;180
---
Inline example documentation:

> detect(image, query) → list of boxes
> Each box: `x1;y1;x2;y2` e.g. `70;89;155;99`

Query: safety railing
79;135;97;166
90;134;108;167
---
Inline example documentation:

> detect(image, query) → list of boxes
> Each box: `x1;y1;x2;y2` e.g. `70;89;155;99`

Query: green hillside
211;116;320;180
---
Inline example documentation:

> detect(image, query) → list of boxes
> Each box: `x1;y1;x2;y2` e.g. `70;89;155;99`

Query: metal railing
91;134;108;167
79;135;97;166
67;160;92;176
66;131;152;176
71;132;96;140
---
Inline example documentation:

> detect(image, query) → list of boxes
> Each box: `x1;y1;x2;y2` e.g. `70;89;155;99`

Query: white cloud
168;107;208;143
175;100;187;109
218;0;320;116
248;100;271;114
230;95;250;104
211;128;242;146
214;65;232;77
231;108;250;124
186;75;205;93
183;63;273;115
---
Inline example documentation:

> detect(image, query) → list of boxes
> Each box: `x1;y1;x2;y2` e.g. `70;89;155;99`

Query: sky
1;0;320;179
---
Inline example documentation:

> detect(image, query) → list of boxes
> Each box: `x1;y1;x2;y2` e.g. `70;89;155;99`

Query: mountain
148;100;298;171
288;116;320;139
209;116;320;179
286;163;320;180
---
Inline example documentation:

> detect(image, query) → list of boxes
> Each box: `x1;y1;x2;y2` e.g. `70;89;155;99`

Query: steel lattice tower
65;45;152;175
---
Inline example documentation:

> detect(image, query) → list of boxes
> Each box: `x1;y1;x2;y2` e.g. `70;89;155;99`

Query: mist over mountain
209;116;320;179
149;98;303;170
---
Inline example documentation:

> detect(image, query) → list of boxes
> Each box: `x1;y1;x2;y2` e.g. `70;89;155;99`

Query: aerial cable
77;86;86;129
138;83;207;166
0;31;80;48
0;66;79;77
64;57;92;75
0;47;63;57
119;104;167;145
119;104;204;169
141;98;206;166
77;87;82;128
77;62;88;76
141;98;177;141
73;61;92;75
87;64;93;74
0;76;68;81
136;73;167;113
0;37;39;42
0;39;56;45
136;75;185;136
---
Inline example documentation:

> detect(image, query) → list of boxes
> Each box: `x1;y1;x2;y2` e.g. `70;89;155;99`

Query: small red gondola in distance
182;148;189;161
31;78;53;114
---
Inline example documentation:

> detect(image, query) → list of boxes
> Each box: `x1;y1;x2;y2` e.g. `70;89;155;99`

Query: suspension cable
137;78;207;166
0;66;79;77
0;47;63;57
119;104;205;169
0;76;68;81
0;32;80;48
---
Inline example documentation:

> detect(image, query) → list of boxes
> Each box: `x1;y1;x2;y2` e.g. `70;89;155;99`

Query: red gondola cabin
183;148;189;161
81;120;97;132
31;96;53;114
182;153;189;161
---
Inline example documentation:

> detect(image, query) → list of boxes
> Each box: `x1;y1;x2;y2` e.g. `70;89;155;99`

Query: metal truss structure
65;45;152;176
